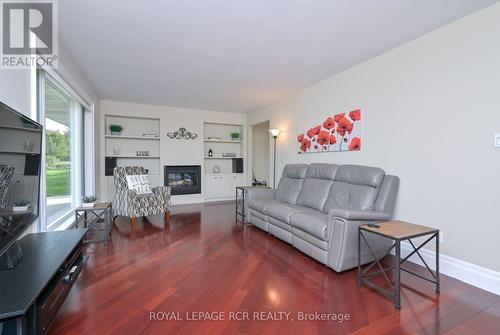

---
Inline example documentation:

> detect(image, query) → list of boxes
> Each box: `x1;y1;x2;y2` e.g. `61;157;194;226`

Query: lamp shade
269;129;280;138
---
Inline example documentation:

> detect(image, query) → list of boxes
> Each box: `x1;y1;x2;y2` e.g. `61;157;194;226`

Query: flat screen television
0;102;42;270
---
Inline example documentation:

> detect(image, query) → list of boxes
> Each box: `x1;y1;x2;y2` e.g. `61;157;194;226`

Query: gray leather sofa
246;163;399;272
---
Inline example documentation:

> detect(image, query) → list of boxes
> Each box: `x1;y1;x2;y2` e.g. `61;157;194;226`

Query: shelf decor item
13;200;30;212
112;145;120;155
109;124;123;135
208;149;213;157
136;150;150;157
230;132;240;141
81;195;97;208
212;165;221;173
167;127;198;140
297;108;361;154
222;152;236;157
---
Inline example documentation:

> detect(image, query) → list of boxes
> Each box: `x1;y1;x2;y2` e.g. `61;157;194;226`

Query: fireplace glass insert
164;165;201;195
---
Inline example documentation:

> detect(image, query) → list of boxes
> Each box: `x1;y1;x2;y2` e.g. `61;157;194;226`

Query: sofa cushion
295;178;333;210
266;202;315;223
290;211;330;241
334;165;385;188
282;164;309;179
305;163;338;180
323;165;385;212
248;198;269;212
275;164;308;204
296;164;338;210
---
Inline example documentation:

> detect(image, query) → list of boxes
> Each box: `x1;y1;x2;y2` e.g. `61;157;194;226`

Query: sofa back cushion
296;164;338;211
323;165;385;212
275;164;308;204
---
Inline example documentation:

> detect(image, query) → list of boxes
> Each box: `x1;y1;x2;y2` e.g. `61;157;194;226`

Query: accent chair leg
165;210;171;221
130;217;137;226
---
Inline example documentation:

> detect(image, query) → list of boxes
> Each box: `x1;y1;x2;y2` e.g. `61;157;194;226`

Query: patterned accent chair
112;166;171;225
0;165;15;208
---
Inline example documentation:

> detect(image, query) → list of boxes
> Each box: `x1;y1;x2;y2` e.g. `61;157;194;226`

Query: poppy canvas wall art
297;109;361;154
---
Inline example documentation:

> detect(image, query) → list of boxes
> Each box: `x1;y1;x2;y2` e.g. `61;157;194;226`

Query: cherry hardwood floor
50;203;500;335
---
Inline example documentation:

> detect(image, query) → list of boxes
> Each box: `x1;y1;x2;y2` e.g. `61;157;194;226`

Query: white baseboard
399;242;500;296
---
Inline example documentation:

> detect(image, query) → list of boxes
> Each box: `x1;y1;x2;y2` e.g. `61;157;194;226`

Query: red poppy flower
334;113;345;122
317;130;330;145
300;138;311;152
306;125;321;138
337;117;353;136
348;137;361;151
349;109;361;121
329;134;337;145
297;134;304;143
323;117;335;129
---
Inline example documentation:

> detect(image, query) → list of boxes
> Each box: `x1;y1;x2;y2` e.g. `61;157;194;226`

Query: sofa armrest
328;208;391;221
245;187;275;200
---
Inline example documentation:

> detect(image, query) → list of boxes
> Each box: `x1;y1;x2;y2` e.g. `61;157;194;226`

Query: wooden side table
358;220;440;309
75;202;112;244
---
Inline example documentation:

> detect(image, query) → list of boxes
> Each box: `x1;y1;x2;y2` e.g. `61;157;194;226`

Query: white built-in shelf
106;155;160;158
105;135;160;140
203;139;243;143
204;156;239;159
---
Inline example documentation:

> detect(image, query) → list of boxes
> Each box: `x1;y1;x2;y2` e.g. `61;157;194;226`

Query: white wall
251;121;270;183
98;100;247;204
0;70;32;116
247;3;500;272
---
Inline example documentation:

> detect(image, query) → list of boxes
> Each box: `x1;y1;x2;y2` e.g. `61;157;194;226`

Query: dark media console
0;229;88;335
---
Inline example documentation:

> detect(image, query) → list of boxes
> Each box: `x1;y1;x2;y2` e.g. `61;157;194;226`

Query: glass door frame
37;71;87;231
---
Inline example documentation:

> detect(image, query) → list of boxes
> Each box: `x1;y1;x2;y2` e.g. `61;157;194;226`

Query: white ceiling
60;0;499;112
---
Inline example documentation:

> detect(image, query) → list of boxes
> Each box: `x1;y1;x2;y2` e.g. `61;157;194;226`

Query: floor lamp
269;129;280;189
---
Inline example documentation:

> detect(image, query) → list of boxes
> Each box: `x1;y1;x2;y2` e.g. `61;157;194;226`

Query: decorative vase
111;131;121;136
213;165;221;173
82;201;95;208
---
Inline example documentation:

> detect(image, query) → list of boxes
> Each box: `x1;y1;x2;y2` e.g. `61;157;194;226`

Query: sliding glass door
39;73;83;230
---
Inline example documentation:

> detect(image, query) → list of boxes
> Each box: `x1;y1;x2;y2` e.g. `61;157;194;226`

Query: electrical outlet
439;231;444;244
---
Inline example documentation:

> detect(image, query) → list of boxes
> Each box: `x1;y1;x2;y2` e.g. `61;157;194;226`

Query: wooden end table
75;202;112;244
358;220;440;309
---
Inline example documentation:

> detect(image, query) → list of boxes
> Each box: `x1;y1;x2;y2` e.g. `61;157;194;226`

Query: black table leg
357;227;361;286
242;189;245;224
436;231;440;294
395;240;401;309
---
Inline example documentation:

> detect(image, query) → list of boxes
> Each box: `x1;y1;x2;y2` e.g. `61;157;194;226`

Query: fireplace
164;165;201;195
